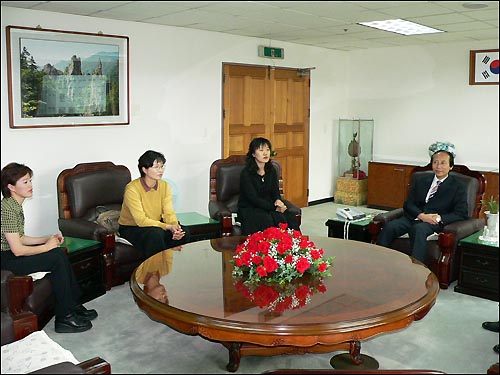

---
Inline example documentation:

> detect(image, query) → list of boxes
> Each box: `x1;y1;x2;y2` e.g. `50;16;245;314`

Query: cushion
95;208;121;234
1;330;78;374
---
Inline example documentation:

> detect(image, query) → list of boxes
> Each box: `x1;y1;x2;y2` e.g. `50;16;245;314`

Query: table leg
226;342;242;372
330;340;379;370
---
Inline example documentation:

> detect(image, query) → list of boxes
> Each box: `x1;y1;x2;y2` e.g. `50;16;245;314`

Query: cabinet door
367;162;411;209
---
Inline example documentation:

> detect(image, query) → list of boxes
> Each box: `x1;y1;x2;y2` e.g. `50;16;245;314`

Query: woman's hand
45;234;63;251
167;224;185;240
275;199;287;213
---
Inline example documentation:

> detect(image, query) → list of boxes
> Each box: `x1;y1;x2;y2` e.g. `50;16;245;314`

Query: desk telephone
336;207;366;221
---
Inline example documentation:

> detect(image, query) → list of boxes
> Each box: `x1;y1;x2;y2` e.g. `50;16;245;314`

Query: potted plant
481;195;499;214
481;195;499;239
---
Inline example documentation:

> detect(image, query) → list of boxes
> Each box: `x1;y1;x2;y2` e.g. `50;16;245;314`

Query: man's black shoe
55;313;92;333
482;321;499;333
494;344;499;354
74;304;98;320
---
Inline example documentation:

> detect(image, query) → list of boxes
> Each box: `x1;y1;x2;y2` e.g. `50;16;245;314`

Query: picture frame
469;49;499;86
6;25;129;128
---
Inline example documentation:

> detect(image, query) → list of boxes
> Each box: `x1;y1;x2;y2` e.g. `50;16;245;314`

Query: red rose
294;285;311;300
253;284;278;307
318;262;327;272
252;255;263;265
256;265;268;277
296;258;311;273
310;249;322;260
263;255;278;273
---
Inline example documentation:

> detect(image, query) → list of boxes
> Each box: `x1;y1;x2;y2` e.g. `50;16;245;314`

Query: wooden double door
222;63;310;207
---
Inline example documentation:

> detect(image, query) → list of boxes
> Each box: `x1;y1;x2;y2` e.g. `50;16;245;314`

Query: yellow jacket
118;178;178;230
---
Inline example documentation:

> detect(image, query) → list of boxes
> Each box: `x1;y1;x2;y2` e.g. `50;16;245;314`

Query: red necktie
428;180;441;201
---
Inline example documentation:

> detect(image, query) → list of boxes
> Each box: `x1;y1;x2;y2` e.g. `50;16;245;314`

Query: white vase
484;211;499;239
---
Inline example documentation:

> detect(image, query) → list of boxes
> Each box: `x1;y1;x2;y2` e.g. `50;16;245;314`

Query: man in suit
377;148;468;262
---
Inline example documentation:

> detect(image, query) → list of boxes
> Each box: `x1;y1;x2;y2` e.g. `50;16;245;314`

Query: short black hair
431;150;454;167
1;162;33;198
138;150;166;177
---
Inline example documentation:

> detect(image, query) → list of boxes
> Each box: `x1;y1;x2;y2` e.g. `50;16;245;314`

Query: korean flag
473;50;499;84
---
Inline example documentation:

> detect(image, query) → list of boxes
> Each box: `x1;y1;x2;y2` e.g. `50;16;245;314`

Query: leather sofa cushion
66;169;130;220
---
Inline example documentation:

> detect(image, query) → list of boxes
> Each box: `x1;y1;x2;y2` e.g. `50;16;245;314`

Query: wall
1;6;498;236
347;44;499;169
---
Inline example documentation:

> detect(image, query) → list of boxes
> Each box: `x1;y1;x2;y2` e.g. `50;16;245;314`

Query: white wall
1;6;498;237
347;44;499;169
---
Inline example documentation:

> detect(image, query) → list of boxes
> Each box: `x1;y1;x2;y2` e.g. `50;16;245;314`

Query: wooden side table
325;216;374;243
454;231;499;301
177;212;221;242
62;236;105;304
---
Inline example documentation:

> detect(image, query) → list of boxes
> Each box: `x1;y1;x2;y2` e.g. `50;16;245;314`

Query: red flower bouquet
232;223;334;284
234;275;327;312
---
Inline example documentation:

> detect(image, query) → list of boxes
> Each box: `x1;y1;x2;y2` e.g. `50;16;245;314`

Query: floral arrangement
231;223;334;284
234;276;327;312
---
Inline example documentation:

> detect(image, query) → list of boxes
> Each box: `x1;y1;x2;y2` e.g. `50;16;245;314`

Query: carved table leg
226;342;242;372
330;340;379;370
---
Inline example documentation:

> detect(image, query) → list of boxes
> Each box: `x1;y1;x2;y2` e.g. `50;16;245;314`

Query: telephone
336;207;366;221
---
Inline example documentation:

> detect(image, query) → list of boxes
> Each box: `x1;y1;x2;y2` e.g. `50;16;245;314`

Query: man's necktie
427;180;441;201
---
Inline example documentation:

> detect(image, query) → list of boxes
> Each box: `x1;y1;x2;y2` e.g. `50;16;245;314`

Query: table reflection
135;249;174;303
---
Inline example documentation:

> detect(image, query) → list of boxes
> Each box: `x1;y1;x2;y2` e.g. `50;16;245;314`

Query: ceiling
1;1;499;51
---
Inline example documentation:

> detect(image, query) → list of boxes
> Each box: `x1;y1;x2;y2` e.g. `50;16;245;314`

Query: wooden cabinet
367;161;498;217
63;237;105;304
367;161;415;210
454;231;499;301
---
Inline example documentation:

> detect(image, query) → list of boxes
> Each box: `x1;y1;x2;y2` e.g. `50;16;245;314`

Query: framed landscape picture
469;49;499;86
6;26;129;128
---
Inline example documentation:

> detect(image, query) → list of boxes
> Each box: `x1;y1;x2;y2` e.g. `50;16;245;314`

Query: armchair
1;268;54;332
209;155;302;236
57;162;145;290
369;164;486;289
2;271;111;374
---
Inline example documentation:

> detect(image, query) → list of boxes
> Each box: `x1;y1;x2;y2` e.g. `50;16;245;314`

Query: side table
325;216;374;243
62;236;106;304
177;212;220;242
454;231;499;302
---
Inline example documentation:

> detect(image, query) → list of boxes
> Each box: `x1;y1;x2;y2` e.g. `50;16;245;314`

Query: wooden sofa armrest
2;272;39;342
78;357;112;374
28;357;111;374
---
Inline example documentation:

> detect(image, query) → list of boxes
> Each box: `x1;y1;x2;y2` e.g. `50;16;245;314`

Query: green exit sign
258;45;284;59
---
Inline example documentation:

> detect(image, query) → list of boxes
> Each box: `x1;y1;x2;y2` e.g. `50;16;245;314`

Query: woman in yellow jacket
118;150;190;259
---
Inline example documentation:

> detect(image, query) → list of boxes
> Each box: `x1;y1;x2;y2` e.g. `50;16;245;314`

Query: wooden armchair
57;161;145;290
369;164;486;289
209;155;302;236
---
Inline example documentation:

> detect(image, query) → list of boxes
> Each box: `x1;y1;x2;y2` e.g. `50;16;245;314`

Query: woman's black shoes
55;313;92;333
482;321;500;333
74;304;98;321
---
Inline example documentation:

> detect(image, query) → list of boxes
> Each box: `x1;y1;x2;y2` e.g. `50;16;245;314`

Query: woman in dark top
237;137;300;235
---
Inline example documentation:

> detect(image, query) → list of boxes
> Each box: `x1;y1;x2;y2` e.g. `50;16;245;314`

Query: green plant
481;195;499;214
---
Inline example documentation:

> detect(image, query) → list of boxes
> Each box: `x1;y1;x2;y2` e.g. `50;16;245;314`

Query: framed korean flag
469;49;499;85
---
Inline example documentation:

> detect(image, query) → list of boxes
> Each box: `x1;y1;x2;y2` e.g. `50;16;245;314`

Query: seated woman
1;162;97;334
237;137;300;235
118;150;190;259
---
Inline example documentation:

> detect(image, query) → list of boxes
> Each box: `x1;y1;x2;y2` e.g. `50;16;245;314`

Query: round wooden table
130;236;439;372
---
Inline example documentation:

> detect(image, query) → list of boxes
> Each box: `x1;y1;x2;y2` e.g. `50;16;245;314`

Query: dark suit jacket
403;173;469;226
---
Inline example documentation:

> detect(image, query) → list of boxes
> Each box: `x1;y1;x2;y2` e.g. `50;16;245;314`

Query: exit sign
258;45;284;59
